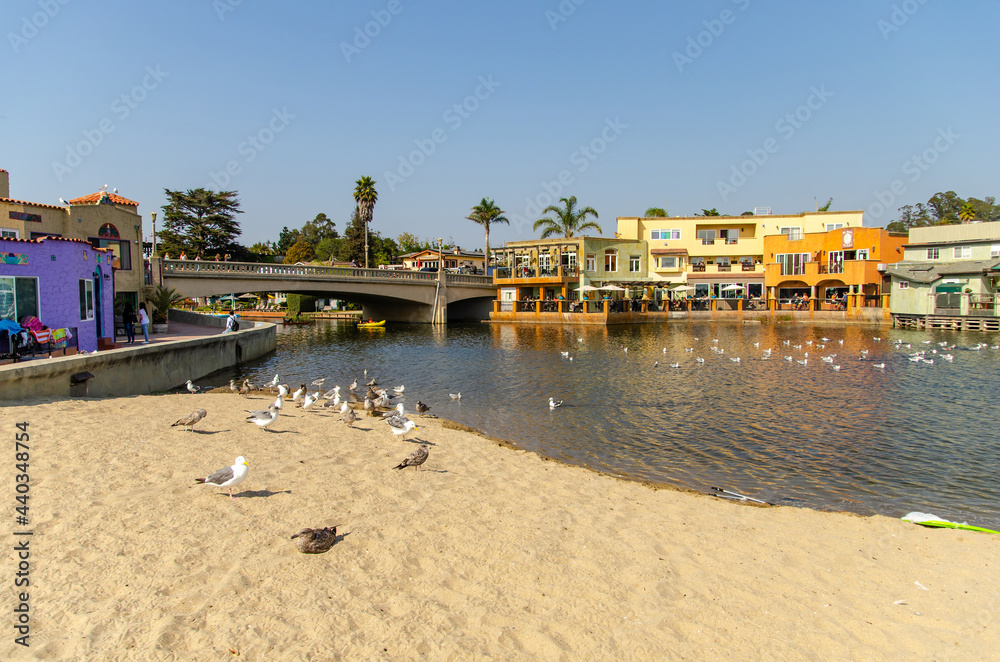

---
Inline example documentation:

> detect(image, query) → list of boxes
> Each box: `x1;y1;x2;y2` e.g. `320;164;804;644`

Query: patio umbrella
599;285;625;291
579;284;600;291
670;285;695;292
721;284;745;292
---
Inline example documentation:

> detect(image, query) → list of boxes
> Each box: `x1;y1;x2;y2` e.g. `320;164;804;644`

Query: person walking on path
122;303;136;344
138;303;150;343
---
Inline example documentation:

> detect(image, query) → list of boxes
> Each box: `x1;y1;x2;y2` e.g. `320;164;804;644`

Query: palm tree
644;207;668;217
466;198;509;275
696;208;722;216
959;203;976;224
817;197;833;212
353;176;378;268
533;196;602;239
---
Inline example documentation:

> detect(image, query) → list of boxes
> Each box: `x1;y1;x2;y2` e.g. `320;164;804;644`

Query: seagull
753;342;759;348
873;363;886;369
342;408;357;426
58;197;70;206
349;380;358;391
669;362;680;368
415;401;430;414
300;393;317;410
195;456;248;500
832;365;841;371
684;348;693;352
171;409;207;432
387;417;417;440
696;357;705;364
277;384;289;399
246;404;279;431
392;385;405;394
339;401;349;415
239;380;252;397
311;378;326;386
382;403;405;418
271;396;283;411
560;351;570;357
268;374;279;389
653;361;659;367
449;393;462;400
185;380;202;394
730;357;741;363
292;384;306;402
363;397;374;411
366;378;378;387
548;398;563;409
796;358;808;365
942;354;954;362
393;444;429;471
784;356;793;362
291;527;338;554
662;348;667;354
821;337;830;342
873;337;881;341
322;385;340;400
229;379;238;394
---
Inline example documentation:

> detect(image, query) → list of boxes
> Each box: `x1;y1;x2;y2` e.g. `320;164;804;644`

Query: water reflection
216;319;1000;528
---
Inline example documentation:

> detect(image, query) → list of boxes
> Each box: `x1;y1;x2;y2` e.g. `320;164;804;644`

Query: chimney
0;169;9;199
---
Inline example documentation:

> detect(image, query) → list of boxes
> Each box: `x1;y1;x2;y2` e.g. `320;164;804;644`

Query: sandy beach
4;392;997;661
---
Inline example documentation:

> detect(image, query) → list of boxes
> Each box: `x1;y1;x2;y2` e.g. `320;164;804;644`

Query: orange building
763;226;908;310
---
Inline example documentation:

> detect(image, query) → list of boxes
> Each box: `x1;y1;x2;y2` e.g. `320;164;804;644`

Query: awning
935;285;962;293
650;248;689;256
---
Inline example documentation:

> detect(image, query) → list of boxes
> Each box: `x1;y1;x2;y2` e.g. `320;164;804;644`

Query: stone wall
0;317;276;400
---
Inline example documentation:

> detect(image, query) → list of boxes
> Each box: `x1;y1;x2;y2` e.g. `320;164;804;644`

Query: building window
0;276;39;322
899;281;909;290
629;255;640;272
604;249;618;272
0;228;19;239
91;238;132;270
696;230;716;245
826;223;844;231
721;229;738;245
79;279;94;320
651;229;680;240
926;248;940;260
776;253;809;276
953;246;971;259
780;226;803;241
98;223;120;238
585;254;595;271
855;249;869;260
657;256;680;269
690;257;706;272
992;245;1000;259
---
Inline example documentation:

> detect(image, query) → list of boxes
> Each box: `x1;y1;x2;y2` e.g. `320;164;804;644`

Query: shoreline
5;392;996;660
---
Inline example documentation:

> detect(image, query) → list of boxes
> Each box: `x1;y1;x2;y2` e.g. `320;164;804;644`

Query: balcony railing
717;264;731;272
692;263;706;272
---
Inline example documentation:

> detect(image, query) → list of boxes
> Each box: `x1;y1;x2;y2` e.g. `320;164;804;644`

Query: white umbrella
599;285;625;291
671;285;695;292
721;284;745;292
578;284;599;291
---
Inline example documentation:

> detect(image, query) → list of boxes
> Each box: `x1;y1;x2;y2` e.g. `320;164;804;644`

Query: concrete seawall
0;312;276;400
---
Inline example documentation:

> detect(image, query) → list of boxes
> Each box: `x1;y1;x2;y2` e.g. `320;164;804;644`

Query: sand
4;392;997;661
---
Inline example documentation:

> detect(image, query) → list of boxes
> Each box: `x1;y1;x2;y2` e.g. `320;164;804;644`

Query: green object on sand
901;512;1000;535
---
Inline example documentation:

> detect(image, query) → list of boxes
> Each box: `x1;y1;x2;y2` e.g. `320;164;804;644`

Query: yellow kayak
357;320;386;328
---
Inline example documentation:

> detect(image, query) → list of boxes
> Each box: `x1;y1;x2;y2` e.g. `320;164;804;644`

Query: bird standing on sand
292;384;306;402
387;417;417;440
246;404;279;431
291;526;338;554
239;380;252;397
415;401;430;414
186;380;202;394
268;374;279;389
342;408;357;426
229;380;238;394
300;393;317;411
172;409;207;432
394;444;429;470
195;456;248;500
363;397;374;411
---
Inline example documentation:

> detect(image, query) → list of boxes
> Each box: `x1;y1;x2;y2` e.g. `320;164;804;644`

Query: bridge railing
162;259;493;286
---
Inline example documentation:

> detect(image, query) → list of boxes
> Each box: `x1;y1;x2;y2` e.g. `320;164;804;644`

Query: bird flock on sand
542;332;987;411
177;371;448;553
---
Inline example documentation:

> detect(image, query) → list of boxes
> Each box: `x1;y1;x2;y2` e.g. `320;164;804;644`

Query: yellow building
616;211;864;301
400;248;485;273
0;168;146;310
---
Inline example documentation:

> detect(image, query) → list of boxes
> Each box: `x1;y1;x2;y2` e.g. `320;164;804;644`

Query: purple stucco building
0;237;115;353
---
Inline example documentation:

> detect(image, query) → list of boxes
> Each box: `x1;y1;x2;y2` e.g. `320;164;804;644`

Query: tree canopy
354;176;378;268
158;188;243;257
644;207;667;217
467;197;508;271
284;237;316;264
886;191;1000;231
533;196;601;239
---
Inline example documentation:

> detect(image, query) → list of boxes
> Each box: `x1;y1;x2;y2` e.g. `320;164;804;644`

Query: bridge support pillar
432;278;448;325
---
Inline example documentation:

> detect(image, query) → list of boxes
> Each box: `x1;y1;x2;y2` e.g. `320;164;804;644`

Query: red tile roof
0;168;8;173
0;235;114;252
0;197;68;211
69;191;139;206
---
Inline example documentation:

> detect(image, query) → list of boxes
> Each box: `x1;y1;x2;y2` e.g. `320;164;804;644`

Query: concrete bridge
153;258;495;323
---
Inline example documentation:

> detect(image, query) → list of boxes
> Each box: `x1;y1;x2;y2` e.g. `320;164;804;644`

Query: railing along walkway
162;260;493;287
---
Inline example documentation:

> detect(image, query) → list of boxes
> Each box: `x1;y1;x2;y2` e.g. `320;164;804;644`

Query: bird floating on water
548;397;563;409
449;393;462;400
195;456;248;500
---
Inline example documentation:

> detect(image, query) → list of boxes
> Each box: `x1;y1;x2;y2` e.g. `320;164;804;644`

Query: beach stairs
97;337;119;351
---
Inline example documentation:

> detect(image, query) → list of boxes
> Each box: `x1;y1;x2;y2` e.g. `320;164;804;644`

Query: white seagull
246;404;279;431
195;456;249;500
185;380;202;394
548;397;563;409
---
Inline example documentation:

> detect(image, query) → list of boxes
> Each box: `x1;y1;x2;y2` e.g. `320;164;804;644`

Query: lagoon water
215;319;1000;529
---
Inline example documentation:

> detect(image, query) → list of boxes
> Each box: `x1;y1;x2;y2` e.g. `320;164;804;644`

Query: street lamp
150;211;158;257
438;237;444;274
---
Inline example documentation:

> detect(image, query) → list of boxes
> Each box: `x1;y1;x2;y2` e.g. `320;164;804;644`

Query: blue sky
3;0;998;251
